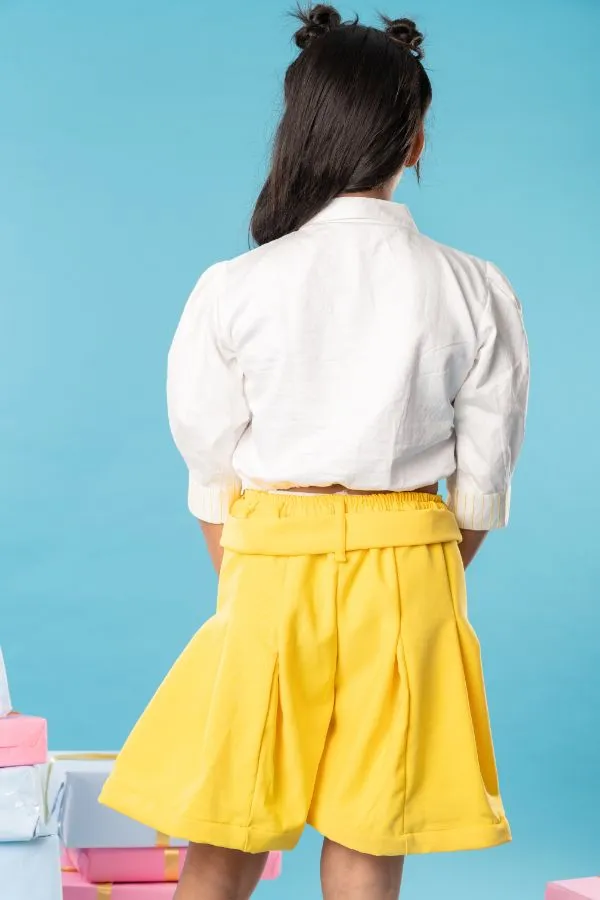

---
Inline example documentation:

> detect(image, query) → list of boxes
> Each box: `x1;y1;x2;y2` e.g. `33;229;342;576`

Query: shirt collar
304;196;418;230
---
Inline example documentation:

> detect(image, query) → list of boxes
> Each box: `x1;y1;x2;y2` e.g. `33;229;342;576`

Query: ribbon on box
51;752;119;765
156;831;181;879
164;848;181;881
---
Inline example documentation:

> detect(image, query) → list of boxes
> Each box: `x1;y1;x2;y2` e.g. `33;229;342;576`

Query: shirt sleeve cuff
188;475;242;524
446;485;511;531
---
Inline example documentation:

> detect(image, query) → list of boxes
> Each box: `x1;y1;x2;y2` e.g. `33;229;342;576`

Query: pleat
194;551;282;829
253;554;338;841
308;547;406;840
442;542;502;805
400;541;505;835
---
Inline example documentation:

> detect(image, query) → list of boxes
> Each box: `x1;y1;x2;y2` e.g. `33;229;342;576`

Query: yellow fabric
100;491;510;856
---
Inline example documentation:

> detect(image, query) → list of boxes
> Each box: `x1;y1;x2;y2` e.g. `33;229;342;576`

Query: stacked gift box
54;753;282;897
55;751;192;897
546;878;600;899
0;647;62;899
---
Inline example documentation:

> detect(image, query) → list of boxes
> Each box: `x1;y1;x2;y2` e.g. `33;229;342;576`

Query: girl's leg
175;844;268;900
321;839;405;900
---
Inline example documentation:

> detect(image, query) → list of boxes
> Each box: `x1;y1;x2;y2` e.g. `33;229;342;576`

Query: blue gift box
0;765;55;842
49;752;186;849
0;835;61;900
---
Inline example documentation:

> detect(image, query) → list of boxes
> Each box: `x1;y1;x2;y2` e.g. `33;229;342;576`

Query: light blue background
1;1;599;898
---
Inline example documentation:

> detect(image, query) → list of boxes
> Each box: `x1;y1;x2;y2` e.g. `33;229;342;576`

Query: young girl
101;7;529;899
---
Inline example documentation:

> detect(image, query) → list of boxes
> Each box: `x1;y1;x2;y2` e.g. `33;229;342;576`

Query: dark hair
250;5;432;246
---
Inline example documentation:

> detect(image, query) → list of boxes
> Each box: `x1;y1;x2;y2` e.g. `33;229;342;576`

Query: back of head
250;5;432;246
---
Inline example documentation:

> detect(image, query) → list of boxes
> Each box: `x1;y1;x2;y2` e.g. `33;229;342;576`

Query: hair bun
381;16;425;59
293;4;343;50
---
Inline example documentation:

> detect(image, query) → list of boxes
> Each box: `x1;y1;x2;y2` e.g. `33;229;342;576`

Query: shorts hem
99;779;302;853
310;813;512;856
100;779;511;857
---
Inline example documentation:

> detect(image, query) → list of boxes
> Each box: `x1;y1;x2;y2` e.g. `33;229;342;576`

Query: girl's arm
447;262;529;534
167;262;250;530
459;529;487;569
199;521;224;574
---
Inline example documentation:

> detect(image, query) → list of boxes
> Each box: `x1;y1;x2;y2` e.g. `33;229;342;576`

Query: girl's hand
198;521;224;574
459;529;488;569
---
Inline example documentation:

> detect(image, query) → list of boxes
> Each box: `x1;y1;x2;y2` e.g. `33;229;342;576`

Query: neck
338;185;394;202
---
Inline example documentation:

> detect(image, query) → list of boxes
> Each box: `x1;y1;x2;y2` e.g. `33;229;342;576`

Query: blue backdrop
1;1;599;898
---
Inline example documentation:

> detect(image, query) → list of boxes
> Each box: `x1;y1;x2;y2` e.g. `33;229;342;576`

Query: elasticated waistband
221;491;461;561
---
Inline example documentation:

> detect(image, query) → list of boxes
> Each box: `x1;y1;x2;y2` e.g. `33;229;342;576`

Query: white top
167;197;529;530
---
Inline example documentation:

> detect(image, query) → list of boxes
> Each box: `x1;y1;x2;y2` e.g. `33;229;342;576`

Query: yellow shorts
100;491;511;856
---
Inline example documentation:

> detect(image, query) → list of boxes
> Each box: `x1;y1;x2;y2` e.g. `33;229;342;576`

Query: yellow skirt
100;491;511;856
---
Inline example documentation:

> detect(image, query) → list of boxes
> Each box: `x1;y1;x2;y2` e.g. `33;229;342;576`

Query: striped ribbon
164;848;181;881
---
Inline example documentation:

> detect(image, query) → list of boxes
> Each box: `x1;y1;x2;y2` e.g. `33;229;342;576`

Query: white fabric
167;198;529;530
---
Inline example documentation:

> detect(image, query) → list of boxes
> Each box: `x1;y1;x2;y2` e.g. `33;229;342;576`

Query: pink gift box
0;713;47;767
61;848;282;885
63;848;186;884
262;851;283;880
62;869;176;898
546;878;600;899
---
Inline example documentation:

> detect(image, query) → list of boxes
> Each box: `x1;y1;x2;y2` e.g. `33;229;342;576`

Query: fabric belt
221;505;461;559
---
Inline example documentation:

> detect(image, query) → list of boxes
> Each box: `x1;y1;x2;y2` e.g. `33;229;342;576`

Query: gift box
0;714;47;769
262;851;282;880
0;764;54;841
62;846;282;883
0;834;61;899
0;647;11;717
62;868;176;898
50;753;185;848
546;879;600;899
62;847;186;883
0;649;48;769
62;850;282;896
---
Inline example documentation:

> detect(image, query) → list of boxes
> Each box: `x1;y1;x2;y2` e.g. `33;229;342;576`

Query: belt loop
334;495;347;563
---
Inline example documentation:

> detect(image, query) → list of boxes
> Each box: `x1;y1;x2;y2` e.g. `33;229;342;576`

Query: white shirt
167;197;529;530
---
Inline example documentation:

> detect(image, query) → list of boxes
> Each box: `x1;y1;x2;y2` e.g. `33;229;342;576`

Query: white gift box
49;752;186;849
0;835;61;900
0;764;55;842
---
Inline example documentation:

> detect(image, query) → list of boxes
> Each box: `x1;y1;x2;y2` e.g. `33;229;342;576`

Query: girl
100;7;529;899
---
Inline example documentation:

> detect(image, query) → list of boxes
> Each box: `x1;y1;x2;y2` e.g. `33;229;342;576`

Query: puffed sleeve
167;262;250;524
447;261;530;531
